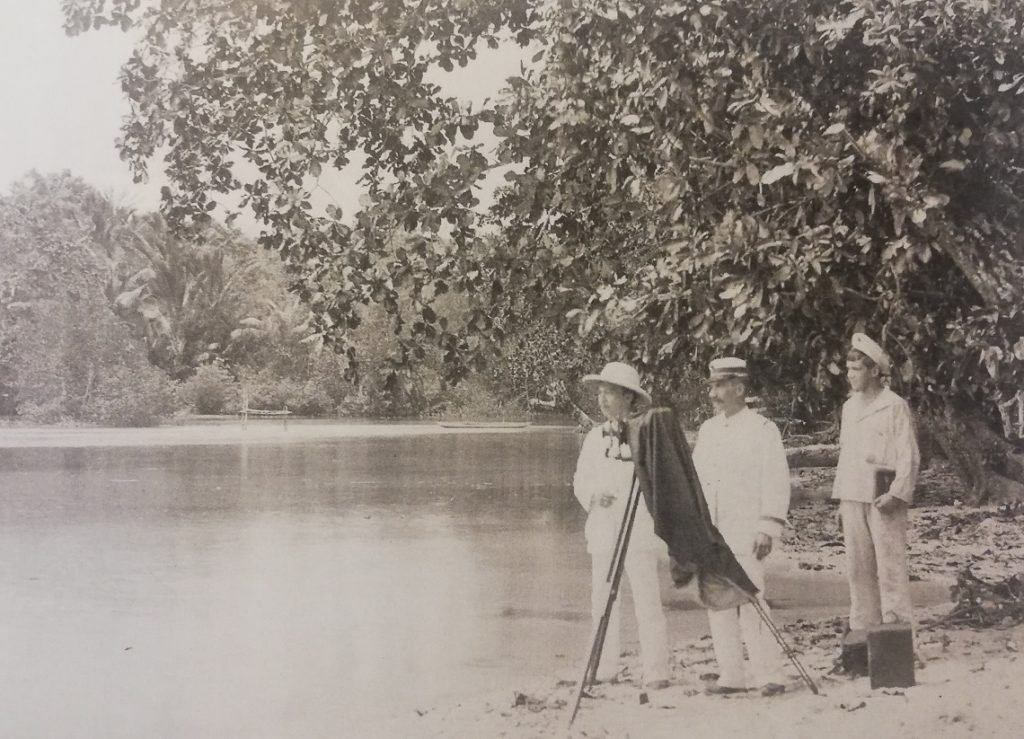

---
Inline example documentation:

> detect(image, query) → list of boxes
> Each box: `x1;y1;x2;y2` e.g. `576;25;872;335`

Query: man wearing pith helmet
833;333;920;631
572;361;671;689
693;357;791;697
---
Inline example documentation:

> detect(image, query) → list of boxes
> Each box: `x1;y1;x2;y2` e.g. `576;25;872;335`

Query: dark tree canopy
64;0;1024;497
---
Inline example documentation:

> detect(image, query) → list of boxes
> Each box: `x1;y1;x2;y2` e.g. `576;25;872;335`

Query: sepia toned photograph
2;1;1023;737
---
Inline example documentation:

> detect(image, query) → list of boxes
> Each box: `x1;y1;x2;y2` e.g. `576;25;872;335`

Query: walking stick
748;596;819;695
567;473;642;728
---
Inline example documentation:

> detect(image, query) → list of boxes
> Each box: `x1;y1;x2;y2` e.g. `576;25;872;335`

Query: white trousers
590;547;670;684
840;500;912;630
706;555;785;689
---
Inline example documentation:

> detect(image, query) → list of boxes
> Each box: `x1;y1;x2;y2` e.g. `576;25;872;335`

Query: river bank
0;418;571;448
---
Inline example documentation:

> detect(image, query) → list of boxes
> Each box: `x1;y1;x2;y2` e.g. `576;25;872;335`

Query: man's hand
753;533;773;560
874;493;907;514
598;494;616;508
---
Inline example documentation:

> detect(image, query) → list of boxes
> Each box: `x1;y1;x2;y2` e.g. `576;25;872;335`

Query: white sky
0;1;163;209
0;2;528;224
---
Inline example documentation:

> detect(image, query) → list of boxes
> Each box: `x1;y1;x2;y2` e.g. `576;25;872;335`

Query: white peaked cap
708;357;748;380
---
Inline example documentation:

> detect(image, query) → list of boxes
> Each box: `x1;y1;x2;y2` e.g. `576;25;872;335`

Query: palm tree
228;295;322;374
111;214;260;379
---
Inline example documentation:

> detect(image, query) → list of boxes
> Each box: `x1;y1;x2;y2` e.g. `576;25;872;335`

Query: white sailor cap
850;333;891;374
708;357;748;381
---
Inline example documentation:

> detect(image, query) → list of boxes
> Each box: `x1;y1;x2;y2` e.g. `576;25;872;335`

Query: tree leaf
761;162;794;185
719;283;743;300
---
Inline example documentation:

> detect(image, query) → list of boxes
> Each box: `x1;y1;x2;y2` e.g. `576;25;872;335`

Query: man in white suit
693;357;791;697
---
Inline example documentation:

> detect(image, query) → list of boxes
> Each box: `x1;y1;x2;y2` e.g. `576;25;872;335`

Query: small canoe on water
436;421;533;430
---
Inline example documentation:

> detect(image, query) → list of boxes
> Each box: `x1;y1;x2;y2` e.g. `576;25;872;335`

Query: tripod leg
568;476;642;728
588;475;642;686
604;470;637;583
567;601;610;728
749;596;819;695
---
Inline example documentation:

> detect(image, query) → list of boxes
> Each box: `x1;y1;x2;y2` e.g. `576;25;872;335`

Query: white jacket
693;408;791;555
832;388;920;504
573;424;666;556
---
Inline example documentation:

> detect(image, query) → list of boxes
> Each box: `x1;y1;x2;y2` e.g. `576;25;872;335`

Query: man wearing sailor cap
693;357;791;696
833;333;920;631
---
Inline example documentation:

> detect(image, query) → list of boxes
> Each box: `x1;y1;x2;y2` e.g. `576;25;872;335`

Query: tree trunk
936;219;1024;316
923;401;1024;505
922;214;1024;505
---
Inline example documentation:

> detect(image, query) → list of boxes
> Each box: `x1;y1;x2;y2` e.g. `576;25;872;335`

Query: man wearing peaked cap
572;362;671;689
833;333;920;631
693;357;791;697
707;356;749;380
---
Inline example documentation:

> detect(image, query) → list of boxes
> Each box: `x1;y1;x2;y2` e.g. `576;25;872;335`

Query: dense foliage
63;1;1024;496
0;173;348;422
0;173;179;423
0;171;536;422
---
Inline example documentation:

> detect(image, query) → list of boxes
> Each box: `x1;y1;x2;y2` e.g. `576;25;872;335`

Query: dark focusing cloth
627;407;758;610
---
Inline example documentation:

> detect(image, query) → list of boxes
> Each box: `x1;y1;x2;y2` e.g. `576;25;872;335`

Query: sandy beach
390;462;1024;738
393;609;1022;738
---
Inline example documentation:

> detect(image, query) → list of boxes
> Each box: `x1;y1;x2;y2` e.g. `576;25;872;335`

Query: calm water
0;425;946;738
0;427;597;738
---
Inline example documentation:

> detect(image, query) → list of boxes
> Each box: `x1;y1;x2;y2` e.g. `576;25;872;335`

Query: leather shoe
761;682;786;697
646;679;670;690
705;684;747;696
